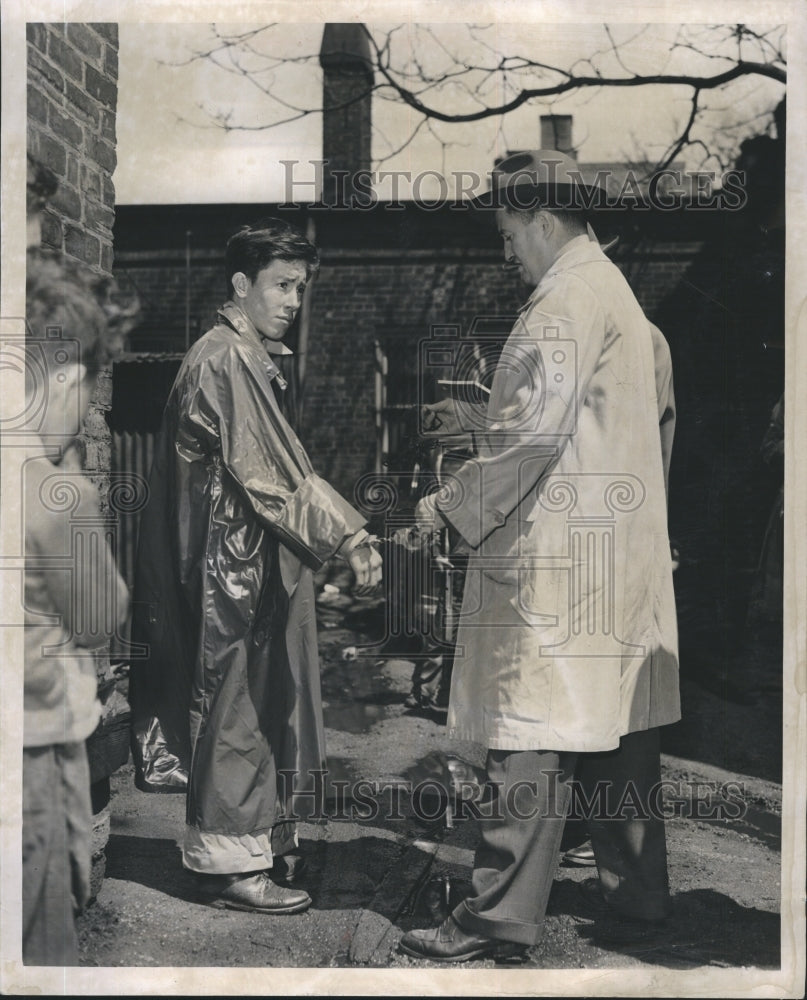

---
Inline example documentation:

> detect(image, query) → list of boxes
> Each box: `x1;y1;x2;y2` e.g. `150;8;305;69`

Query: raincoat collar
518;233;605;314
217;301;294;357
217;301;290;391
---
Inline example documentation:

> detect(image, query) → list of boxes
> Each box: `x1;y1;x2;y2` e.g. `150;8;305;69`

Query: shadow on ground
547;880;780;969
105;830;414;914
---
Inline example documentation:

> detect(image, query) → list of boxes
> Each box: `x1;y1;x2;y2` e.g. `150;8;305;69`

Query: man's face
496;208;550;287
234;259;308;340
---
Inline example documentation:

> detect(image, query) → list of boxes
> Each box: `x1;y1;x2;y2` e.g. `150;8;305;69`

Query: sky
113;21;786;204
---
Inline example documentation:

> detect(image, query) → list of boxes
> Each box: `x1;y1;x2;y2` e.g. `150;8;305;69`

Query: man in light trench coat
400;151;680;962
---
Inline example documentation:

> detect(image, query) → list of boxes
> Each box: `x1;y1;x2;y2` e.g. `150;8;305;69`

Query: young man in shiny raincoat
129;219;381;914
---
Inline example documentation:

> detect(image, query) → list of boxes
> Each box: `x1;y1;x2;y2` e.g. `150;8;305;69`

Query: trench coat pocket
477;516;534;586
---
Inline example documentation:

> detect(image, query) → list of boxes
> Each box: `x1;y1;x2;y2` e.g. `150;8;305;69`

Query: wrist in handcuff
341;529;380;557
351;533;380;553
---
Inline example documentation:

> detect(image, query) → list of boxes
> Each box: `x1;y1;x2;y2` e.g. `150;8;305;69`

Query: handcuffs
340;530;382;560
349;532;381;555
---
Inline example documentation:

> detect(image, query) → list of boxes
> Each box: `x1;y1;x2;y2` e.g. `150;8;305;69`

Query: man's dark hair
225;218;320;298
26;251;119;379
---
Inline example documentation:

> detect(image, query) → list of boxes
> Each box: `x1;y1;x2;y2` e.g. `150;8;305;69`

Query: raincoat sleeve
180;342;366;570
436;274;606;548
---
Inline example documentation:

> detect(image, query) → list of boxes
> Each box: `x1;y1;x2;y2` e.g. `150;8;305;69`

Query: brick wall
27;22;118;271
321;69;372;199
302;255;524;497
27;21;120;509
113;253;226;352
320;24;373;200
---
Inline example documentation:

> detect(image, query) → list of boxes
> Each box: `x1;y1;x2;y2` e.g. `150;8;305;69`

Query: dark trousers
453;728;671;946
22;742;91;966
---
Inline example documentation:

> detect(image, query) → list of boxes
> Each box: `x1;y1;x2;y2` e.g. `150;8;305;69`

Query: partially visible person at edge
23;253;129;965
400;151;680;962
129;219;382;915
752;392;784;626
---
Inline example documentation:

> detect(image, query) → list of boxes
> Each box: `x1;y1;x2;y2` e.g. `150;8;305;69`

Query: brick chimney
540;115;575;156
319;24;374;204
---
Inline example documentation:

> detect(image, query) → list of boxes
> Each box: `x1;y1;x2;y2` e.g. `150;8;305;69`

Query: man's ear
538;210;554;237
231;272;249;298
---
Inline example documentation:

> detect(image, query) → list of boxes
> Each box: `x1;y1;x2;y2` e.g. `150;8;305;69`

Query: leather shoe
198;871;311;914
272;853;306;883
574;879;670;942
575;877;615;916
562;839;597;867
399;914;525;963
576;877;670;921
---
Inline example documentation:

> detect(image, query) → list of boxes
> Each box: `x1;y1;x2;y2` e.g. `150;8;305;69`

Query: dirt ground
76;565;786;980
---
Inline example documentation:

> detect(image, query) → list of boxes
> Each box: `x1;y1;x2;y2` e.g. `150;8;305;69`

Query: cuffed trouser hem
182;821;298;875
453;730;672;946
452;749;574;948
452;900;540;947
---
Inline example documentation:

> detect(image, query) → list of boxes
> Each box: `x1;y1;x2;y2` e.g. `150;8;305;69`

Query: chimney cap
540;114;575;155
320;23;374;74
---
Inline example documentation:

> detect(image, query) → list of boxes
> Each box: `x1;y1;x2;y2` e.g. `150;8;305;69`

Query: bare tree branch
179;22;785;172
656;89;702;172
371;59;784;124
